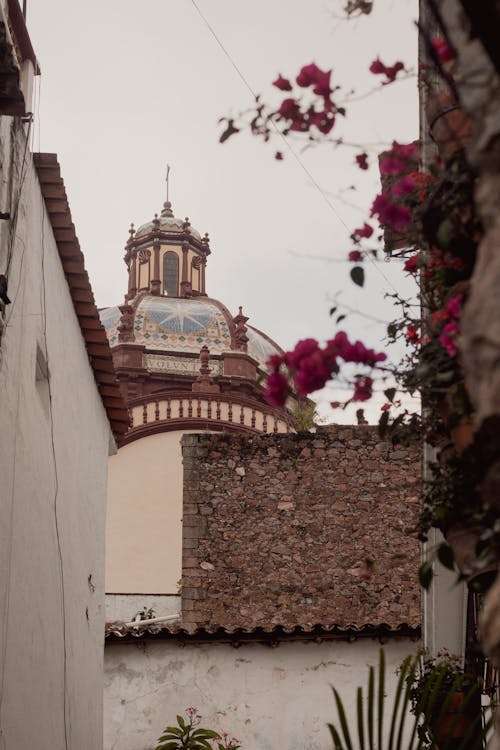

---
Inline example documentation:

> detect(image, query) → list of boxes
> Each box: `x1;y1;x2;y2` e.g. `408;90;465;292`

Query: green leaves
155;713;221;750
350;266;365;287
418;560;434;589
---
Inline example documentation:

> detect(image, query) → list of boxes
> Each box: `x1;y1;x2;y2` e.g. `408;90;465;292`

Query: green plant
133;606;155;621
327;649;490;750
155;710;240;750
408;651;484;749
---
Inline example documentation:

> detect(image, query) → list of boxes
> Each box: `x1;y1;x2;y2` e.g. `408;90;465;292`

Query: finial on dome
161;201;174;218
233;306;249;352
183;217;191;232
128;222;135;239
153;213;160;230
202;232;210;246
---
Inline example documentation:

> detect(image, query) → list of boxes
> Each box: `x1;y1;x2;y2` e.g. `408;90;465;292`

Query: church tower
100;197;295;618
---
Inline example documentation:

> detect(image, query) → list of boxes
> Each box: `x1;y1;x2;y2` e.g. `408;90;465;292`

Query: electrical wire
189;0;399;295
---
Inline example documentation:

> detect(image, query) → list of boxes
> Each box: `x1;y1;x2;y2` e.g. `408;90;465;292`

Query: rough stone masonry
181;425;421;632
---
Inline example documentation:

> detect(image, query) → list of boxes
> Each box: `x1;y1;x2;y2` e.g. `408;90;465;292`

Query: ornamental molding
143;353;223;376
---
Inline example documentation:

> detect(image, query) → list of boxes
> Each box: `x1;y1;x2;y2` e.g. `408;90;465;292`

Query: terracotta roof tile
105;620;420;643
34;153;129;438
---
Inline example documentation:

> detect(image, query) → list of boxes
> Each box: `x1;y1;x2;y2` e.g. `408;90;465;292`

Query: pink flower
369;57;405;84
307;109;335;134
294;350;333;395
432;38;456;63
355;152;369;170
311;69;332;97
273;74;293;91
381;403;390;411
439;321;459;357
286;338;320;370
404;255;419;273
296;62;322;87
264;371;291;406
445;293;462;319
352;375;373;401
353;222;374;239
380;156;406;175
405;325;420;343
348;250;362;262
278;98;301;120
391;175;416;196
370;194;412;231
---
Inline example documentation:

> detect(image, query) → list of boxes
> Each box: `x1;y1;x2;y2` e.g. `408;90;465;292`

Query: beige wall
106;430;199;594
0;118;111;749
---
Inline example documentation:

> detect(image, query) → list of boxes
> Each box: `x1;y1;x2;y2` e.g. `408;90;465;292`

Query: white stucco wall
104;637;418;750
106;430;200;594
0;118;111;749
106;593;181;622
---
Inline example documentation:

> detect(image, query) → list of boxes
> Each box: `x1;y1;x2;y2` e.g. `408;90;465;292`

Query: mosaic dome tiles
99;296;283;366
100;296;231;354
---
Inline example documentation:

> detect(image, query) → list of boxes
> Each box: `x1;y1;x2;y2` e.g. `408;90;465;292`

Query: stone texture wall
181;426;421;631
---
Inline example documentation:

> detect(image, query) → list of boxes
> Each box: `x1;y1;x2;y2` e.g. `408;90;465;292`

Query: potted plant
328;649;490;750
409;652;483;749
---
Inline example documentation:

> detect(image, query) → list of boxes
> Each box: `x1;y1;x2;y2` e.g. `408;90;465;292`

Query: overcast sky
26;0;418;422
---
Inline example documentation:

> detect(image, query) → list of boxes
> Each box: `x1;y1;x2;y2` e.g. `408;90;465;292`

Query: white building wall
104;637;418;750
0;117;111;749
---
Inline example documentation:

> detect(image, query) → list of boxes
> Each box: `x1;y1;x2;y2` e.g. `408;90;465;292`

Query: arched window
163;252;179;296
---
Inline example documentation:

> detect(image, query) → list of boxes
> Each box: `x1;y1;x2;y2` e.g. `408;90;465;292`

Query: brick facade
181;426;421;630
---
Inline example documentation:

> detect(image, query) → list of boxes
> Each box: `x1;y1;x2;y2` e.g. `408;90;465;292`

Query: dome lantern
124;200;210;302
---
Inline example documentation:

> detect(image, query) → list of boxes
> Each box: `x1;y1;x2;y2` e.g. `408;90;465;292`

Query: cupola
123;201;210;301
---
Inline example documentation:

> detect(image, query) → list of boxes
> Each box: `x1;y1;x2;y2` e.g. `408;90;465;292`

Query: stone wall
181;426;421;630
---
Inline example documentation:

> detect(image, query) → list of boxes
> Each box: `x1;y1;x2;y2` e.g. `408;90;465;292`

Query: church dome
134;201;202;241
100;195;295;443
100;295;282;371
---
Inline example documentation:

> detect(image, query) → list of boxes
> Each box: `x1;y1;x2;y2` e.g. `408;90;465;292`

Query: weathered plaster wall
105;593;181;622
182;427;421;630
0;118;110;749
106;430;201;594
104;637;417;750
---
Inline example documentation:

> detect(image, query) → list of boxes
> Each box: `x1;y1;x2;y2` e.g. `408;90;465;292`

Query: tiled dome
100;295;282;370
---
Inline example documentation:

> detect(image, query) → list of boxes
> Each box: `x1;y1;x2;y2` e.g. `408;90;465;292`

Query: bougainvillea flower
352;375;374;401
273;74;293;91
369;57;405;83
355;152;369;170
307;109;335;134
391;175;416;196
286;338;321;370
296;62;323;87
432;38;456;63
278;98;301;120
294;349;335;395
311;69;332;97
370;193;412;231
353;222;374;239
348;250;363;262
403;254;419;273
264;371;291;406
380;156;406;175
439;321;459;357
445;293;462;320
405;325;420;344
